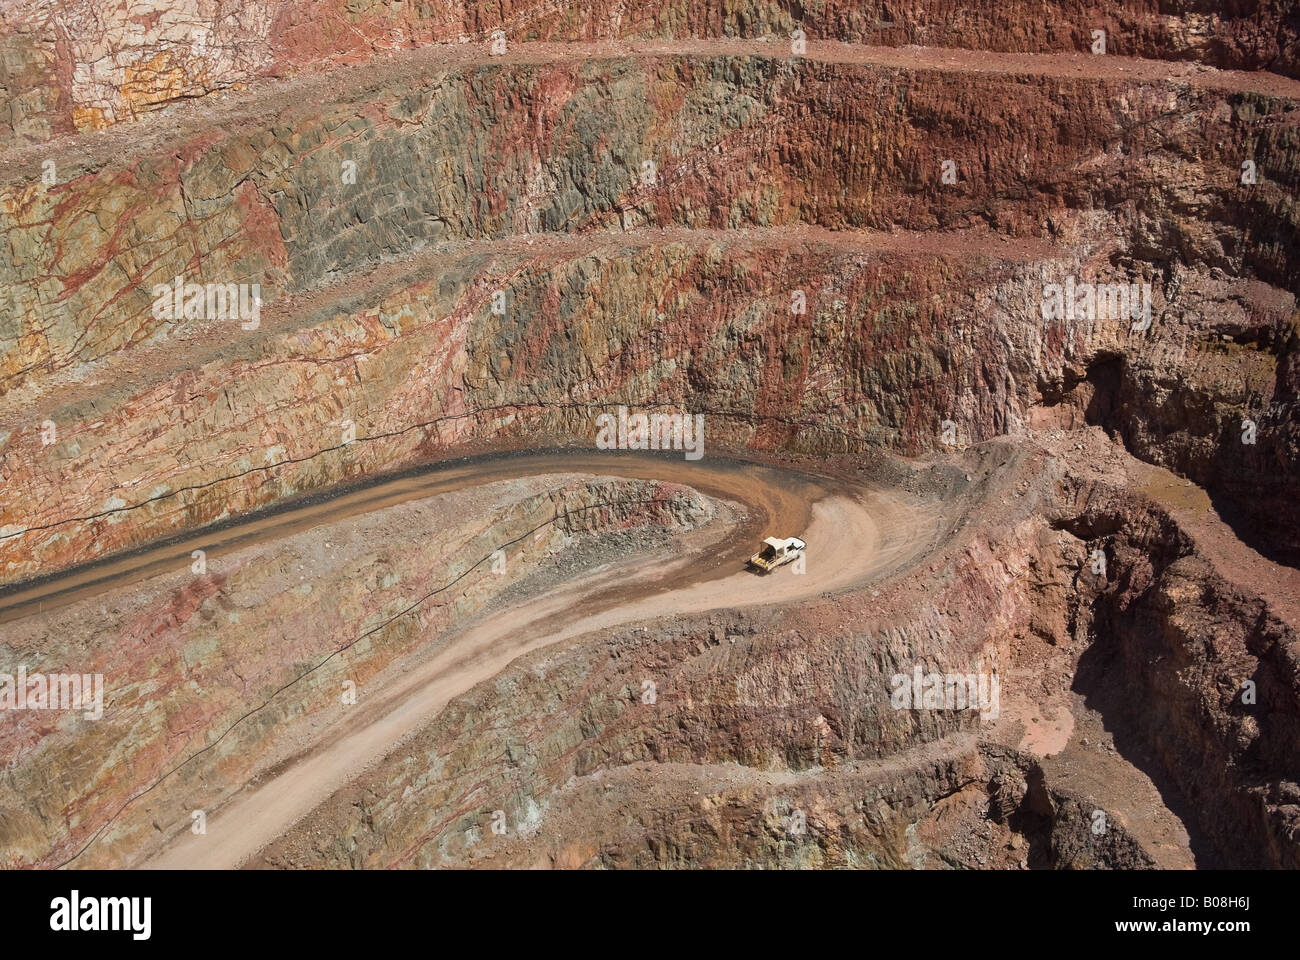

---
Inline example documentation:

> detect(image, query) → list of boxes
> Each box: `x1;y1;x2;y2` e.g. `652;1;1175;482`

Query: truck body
747;536;806;573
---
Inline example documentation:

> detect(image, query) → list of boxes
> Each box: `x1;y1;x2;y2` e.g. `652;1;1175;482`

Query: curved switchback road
5;451;941;868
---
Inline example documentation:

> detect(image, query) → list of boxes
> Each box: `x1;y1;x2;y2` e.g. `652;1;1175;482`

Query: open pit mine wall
0;6;1295;873
1;48;1298;581
2;1;1298;146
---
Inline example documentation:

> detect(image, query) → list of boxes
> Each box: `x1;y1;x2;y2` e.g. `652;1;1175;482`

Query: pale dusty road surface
119;453;937;869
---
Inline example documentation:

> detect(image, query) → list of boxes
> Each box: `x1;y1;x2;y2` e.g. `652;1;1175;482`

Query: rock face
0;4;1297;870
4;1;1299;147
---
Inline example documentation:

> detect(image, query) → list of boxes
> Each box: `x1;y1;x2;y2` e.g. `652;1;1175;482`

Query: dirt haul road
15;451;938;869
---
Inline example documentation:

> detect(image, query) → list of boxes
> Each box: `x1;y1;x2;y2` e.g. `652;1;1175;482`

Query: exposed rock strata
0;4;1295;872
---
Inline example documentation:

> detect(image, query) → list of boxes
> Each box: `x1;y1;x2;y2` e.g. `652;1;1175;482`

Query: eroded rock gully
0;4;1296;870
